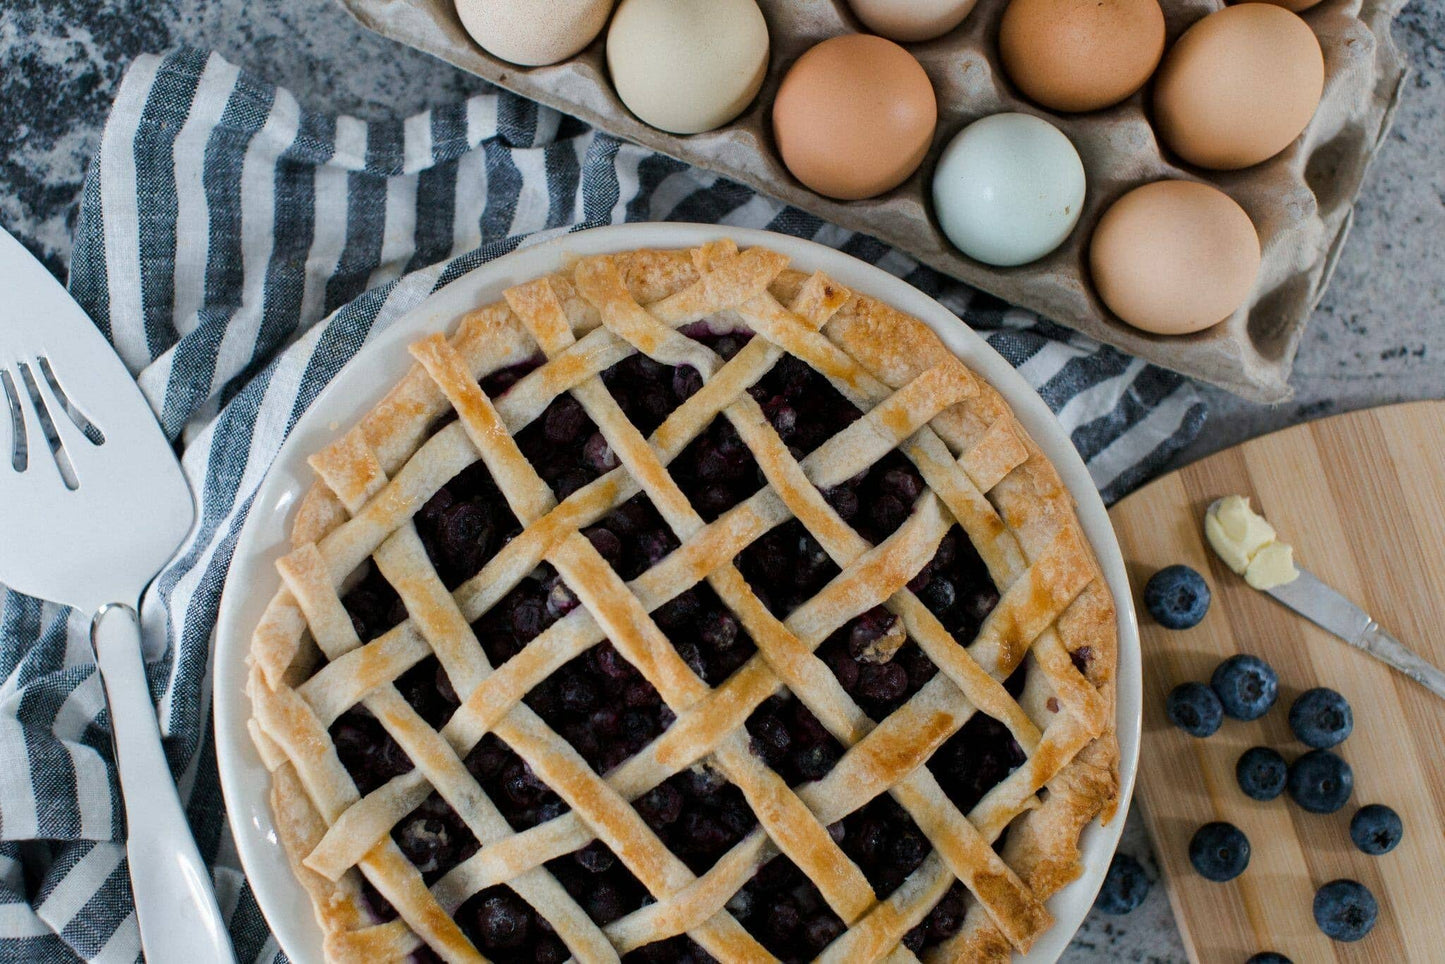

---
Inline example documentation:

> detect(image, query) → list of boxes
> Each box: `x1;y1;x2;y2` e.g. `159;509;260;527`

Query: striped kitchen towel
0;47;1204;963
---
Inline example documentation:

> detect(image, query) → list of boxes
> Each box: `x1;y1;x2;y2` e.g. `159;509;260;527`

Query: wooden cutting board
1109;401;1445;964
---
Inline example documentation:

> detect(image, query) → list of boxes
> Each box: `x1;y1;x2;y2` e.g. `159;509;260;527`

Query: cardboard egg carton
338;0;1408;401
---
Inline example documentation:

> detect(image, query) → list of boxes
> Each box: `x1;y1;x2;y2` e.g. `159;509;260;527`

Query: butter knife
1266;569;1445;700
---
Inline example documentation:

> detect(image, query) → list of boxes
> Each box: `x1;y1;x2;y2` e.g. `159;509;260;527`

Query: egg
932;114;1086;267
846;0;977;43
1247;0;1323;11
455;0;614;67
773;35;937;200
1154;4;1324;170
1090;180;1261;335
607;0;769;134
998;0;1165;113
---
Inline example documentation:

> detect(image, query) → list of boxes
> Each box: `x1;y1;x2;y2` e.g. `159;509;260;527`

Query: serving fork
0;225;235;963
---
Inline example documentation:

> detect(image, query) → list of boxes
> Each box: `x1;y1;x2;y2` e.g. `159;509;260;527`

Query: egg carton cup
337;0;1409;402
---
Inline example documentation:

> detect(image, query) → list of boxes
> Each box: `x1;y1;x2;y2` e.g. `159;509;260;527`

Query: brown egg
1154;4;1324;170
1090;180;1261;335
998;0;1166;113
1239;0;1323;11
773;35;937;200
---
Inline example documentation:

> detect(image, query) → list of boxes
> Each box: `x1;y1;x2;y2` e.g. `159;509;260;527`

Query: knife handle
1358;620;1445;701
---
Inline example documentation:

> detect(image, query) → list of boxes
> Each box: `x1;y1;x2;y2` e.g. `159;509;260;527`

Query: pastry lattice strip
251;242;1103;964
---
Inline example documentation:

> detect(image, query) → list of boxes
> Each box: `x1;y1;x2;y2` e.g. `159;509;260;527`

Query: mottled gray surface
1;0;1440;960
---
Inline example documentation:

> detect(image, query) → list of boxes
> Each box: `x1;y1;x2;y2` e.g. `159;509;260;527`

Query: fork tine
0;370;54;502
0;366;22;472
31;355;104;487
13;364;46;480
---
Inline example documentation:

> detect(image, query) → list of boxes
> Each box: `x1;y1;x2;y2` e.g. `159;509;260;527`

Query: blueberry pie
246;241;1118;962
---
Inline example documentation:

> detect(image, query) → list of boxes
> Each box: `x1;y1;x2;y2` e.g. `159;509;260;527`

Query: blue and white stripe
0;47;1204;962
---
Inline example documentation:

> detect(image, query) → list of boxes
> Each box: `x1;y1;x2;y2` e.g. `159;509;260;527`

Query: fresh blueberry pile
323;340;1035;961
1142;562;1403;950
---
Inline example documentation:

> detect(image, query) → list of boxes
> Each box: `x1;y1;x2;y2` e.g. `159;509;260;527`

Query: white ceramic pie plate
214;223;1141;963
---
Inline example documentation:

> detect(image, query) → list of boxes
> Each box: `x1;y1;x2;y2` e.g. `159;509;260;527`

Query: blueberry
1246;954;1292;963
1096;852;1150;914
802;913;844;950
1235;746;1287;801
1288;687;1353;749
921;887;965;941
473;893;530;949
636;783;683;826
1287;750;1353;814
1167;682;1224;738
1211;654;1279;721
1188;822;1250;882
1144;565;1212;629
824;485;859;520
700;610;740;650
543;396;587;444
1313;879;1377;942
394;815;453;875
672;365;704;401
574;841;615;873
1349;804;1403;855
584;432;619;473
795;743;839;781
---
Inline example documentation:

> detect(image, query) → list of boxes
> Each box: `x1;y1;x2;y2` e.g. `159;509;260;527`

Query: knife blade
1267;568;1445;700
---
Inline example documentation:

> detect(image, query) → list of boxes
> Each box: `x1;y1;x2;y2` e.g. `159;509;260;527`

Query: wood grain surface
1109;401;1445;964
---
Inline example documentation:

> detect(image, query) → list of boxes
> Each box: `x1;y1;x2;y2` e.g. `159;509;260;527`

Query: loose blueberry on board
1166;681;1224;737
1246;953;1292;963
1287;750;1354;814
1144;564;1212;629
1188;822;1251;882
1236;746;1287;801
1211;654;1279;720
1313;879;1378;942
1350;804;1403;856
1096;852;1150;914
1288;687;1353;749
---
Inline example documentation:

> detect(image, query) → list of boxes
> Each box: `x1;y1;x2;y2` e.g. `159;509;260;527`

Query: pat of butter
1204;495;1299;590
1245;541;1296;590
1205;495;1277;572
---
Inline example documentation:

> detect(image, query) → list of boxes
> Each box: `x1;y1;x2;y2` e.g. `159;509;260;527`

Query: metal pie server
0;226;235;963
1265;569;1445;700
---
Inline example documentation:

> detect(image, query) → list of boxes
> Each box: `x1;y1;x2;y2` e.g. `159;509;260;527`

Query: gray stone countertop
2;1;1441;961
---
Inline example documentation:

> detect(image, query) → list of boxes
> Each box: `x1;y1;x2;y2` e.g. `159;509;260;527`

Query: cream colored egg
847;0;977;42
1090;180;1261;335
455;0;614;67
607;0;770;134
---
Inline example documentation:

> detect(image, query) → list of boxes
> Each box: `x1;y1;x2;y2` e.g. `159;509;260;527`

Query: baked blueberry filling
329;339;1025;960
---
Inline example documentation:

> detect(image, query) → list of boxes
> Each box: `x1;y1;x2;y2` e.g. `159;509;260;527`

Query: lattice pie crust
246;241;1118;963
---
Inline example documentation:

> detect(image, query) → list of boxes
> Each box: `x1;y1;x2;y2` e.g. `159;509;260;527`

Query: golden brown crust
245;243;1118;962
